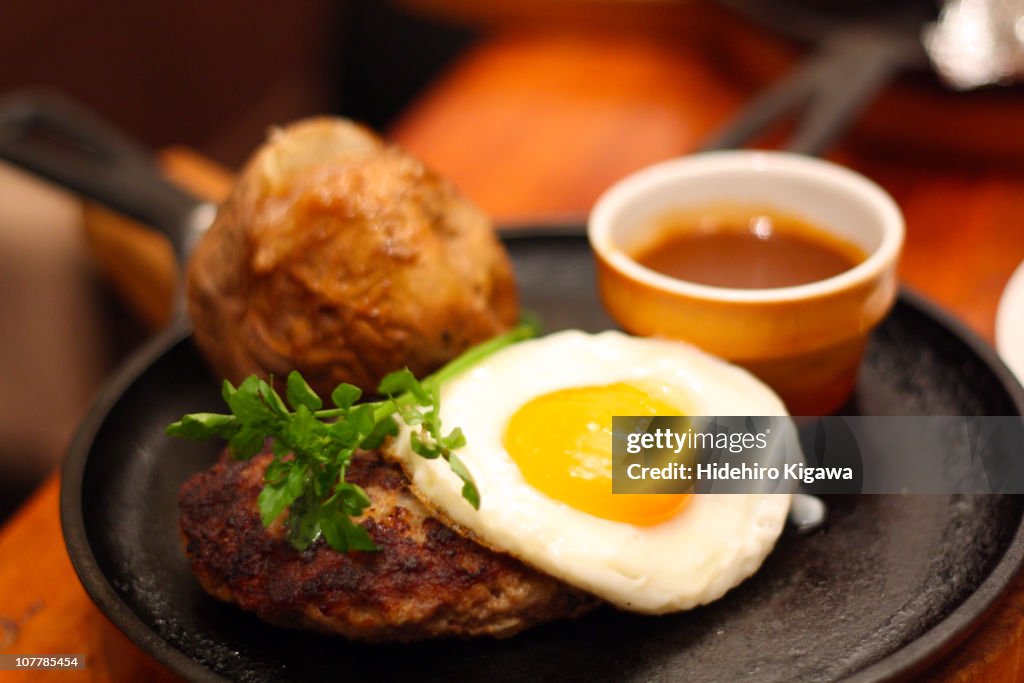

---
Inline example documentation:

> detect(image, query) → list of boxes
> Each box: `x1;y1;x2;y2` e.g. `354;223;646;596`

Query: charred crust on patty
179;451;598;641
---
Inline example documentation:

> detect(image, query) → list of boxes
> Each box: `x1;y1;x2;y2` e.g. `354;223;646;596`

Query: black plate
62;230;1024;683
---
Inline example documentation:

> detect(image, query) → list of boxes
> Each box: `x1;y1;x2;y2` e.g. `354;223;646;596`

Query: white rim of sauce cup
588;151;905;303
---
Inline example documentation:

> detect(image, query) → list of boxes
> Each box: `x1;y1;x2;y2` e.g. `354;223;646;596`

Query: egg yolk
502;382;690;526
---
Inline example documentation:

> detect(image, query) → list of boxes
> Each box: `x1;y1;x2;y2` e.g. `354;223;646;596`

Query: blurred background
0;0;482;518
2;0;1024;521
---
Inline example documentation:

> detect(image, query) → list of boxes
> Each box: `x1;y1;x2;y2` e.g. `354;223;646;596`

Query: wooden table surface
3;4;1024;681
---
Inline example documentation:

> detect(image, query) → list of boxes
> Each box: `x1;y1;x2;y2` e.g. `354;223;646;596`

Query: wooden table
3;5;1024;681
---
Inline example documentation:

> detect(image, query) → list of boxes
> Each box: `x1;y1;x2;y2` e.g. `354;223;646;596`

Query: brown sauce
632;206;867;289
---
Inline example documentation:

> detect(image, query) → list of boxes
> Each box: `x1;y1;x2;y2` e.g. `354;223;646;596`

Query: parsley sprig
166;322;536;553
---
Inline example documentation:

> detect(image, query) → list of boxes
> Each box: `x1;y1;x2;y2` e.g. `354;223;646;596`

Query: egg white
387;330;792;614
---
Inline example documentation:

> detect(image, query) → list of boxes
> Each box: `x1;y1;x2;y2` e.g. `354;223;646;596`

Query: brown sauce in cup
632;206;867;289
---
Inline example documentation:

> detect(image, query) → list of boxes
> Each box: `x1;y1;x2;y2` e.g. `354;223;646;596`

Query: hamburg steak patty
179;451;596;641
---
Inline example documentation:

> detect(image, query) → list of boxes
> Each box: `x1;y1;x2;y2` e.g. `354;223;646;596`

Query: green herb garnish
166;322;537;553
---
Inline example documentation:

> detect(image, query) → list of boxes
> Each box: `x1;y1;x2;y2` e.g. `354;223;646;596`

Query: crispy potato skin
186;118;518;397
178;452;597;641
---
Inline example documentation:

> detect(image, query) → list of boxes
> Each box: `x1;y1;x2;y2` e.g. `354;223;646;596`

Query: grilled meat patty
179;451;597;641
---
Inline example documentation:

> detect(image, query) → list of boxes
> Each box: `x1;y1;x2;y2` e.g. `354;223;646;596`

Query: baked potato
186;118;518;396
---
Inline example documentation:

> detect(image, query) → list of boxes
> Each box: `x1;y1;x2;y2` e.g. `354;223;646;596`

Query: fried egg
386;330;791;614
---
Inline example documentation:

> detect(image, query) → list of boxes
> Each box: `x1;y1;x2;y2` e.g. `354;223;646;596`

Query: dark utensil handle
784;37;904;156
699;56;825;152
700;30;908;157
0;90;208;265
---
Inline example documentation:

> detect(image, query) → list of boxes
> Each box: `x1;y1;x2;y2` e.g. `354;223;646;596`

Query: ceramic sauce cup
588;151;904;415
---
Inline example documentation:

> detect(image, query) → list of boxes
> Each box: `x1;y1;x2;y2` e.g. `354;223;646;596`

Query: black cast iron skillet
3;92;1024;682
